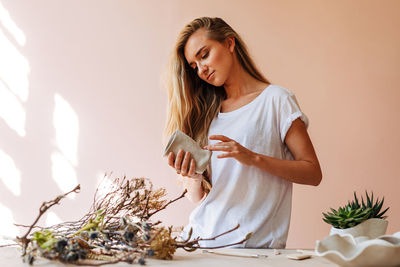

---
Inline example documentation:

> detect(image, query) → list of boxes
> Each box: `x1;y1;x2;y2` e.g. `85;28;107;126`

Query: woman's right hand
168;149;203;181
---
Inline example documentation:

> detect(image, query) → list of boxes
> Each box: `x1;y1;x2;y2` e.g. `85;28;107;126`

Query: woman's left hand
204;135;256;166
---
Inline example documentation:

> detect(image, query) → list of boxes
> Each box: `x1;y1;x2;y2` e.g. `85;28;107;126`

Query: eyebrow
188;46;206;66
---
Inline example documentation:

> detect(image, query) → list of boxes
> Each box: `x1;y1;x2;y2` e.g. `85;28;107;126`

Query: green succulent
322;191;389;229
351;191;389;219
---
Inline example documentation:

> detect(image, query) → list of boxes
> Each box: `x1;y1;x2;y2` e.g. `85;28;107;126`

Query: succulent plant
322;191;389;229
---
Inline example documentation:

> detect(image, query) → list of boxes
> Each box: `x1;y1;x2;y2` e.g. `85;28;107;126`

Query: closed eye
189;51;208;72
201;51;209;59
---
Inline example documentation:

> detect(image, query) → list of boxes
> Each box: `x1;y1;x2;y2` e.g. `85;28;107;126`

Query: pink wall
0;0;399;248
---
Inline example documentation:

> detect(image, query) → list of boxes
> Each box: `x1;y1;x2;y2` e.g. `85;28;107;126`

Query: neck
223;57;268;99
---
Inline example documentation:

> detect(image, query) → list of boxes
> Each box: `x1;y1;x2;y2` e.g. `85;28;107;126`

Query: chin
207;82;222;87
209;79;224;87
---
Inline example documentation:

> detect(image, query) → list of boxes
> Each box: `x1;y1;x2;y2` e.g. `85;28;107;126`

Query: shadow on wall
0;1;80;242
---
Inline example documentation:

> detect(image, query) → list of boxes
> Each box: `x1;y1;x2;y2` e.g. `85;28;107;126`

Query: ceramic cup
164;130;211;174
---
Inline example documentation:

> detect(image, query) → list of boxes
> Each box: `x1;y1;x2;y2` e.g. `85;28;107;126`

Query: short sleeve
279;93;309;142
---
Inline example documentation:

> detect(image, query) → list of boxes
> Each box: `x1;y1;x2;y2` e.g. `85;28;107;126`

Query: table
0;246;337;267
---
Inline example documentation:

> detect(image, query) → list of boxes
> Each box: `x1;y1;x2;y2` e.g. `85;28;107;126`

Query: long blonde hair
165;17;269;190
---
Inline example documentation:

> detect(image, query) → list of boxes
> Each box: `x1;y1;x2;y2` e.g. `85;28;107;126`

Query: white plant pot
330;218;388;239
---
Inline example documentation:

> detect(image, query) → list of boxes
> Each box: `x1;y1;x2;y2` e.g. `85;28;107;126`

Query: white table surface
0;246;338;267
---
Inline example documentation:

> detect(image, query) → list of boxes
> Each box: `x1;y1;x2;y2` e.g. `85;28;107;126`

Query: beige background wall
0;0;399;248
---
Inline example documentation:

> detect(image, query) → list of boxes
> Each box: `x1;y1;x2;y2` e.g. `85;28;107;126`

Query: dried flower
149;228;176;260
13;175;248;265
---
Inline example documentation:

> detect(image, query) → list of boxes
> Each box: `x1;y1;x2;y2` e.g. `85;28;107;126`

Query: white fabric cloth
181;84;309;248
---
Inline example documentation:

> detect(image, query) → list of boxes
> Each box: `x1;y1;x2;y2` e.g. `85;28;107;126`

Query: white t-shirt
181;84;309;248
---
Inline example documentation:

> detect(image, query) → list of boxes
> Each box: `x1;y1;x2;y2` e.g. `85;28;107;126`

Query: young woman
164;17;322;248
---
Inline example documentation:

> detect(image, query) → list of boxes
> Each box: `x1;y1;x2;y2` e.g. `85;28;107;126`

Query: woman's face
184;29;234;87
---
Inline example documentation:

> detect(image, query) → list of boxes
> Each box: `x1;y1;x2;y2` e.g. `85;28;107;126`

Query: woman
164;17;322;248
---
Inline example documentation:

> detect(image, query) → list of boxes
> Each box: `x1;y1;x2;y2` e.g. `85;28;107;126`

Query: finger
168;152;175;167
204;141;227;150
188;158;196;176
217;152;236;159
209;135;231;142
175;149;184;172
205;144;232;152
181;152;191;176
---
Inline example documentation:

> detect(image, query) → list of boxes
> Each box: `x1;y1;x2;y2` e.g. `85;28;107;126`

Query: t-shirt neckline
217;84;272;118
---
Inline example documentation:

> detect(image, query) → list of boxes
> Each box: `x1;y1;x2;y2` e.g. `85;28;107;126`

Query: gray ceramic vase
164;130;211;174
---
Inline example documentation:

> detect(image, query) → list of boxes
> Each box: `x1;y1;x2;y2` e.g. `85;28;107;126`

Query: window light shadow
46;211;63;227
0;1;80;230
0;1;28;243
0;1;25;46
0;149;21;196
52;94;79;198
0;202;20;241
53;94;79;166
0;79;26;136
0;16;29;137
51;151;78;200
0;27;29;102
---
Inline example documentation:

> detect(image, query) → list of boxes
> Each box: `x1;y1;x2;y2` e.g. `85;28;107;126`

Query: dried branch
17;185;80;256
13;175;245;265
146;189;187;218
175;224;251;250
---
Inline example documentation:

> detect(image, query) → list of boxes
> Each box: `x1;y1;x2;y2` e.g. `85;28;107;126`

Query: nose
197;63;208;77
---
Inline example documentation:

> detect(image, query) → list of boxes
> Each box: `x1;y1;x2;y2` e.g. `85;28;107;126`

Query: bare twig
147;189;187;218
174;224;251;252
198;224;240;241
13;175;245;266
17;185;80;256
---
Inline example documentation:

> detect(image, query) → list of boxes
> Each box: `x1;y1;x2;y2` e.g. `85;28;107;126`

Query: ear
225;36;235;53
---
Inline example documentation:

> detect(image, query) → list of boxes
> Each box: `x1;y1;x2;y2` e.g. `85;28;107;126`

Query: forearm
181;176;205;203
252;153;322;186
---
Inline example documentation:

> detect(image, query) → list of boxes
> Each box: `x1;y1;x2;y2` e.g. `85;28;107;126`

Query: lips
207;71;215;81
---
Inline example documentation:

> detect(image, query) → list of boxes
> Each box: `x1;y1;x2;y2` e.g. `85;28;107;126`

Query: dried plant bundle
9;175;250;265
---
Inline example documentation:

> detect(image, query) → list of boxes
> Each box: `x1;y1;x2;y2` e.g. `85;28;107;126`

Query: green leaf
322;212;330;219
376;207;389;218
347;209;356;218
40;238;57;250
344;217;355;223
371;191;374;207
326;211;335;217
330;208;338;215
366;190;371;208
329;215;344;220
374;198;384;214
354;191;359;207
32;229;55;249
362;197;366;209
